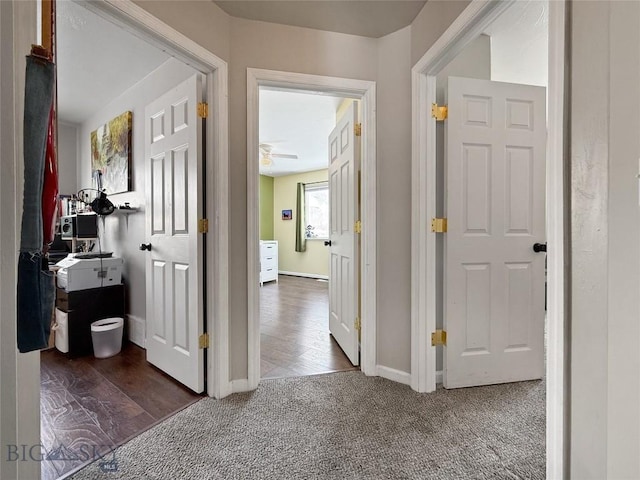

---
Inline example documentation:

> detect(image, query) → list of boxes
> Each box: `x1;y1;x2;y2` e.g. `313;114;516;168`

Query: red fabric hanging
42;106;57;246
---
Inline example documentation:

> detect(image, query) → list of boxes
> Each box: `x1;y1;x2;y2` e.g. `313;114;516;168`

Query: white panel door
328;102;360;365
144;75;204;393
445;76;546;389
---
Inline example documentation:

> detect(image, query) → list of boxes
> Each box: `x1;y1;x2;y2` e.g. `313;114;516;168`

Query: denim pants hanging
17;55;55;353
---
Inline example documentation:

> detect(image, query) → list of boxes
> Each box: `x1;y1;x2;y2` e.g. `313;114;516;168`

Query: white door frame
80;0;230;399
2;2;42;478
410;0;566;478
246;68;377;390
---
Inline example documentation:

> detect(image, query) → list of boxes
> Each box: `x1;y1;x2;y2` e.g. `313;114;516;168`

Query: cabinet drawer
261;257;277;270
261;267;278;283
261;244;277;257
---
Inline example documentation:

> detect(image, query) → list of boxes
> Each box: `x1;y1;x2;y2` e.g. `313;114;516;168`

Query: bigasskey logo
6;443;119;473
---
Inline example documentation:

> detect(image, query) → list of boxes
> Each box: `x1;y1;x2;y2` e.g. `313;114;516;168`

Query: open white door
444;76;546;389
144;75;205;393
328;102;360;365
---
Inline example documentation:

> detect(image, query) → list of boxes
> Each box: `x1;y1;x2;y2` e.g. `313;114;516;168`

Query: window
305;183;329;239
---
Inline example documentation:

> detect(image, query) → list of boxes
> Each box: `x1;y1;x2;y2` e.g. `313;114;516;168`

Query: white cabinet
260;240;278;285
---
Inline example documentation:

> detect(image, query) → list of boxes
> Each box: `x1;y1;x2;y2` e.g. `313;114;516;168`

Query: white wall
570;2;609;477
78;58;199;340
607;3;640;476
57;121;78;195
228;18;415;378
435;34;491;104
229;17;379;379
571;1;640;478
376;25;413;371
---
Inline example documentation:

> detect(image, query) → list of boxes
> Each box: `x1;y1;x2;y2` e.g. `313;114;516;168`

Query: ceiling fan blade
271;153;298;159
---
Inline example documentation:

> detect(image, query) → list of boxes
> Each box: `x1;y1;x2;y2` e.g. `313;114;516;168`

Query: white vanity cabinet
260;240;278;285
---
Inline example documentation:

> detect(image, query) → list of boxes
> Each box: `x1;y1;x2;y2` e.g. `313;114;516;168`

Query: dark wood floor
40;343;201;480
260;274;358;379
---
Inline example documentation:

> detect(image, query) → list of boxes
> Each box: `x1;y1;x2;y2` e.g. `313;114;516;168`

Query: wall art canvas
91;111;132;195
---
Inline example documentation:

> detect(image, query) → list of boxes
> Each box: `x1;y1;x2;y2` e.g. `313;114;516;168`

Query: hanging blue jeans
17;55;55;353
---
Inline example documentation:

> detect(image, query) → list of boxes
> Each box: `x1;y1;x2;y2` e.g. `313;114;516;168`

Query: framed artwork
91;111;132;194
282;209;292;220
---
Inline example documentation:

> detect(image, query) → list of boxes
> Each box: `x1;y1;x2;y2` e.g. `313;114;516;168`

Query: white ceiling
259;89;344;177
214;0;426;38
56;1;171;124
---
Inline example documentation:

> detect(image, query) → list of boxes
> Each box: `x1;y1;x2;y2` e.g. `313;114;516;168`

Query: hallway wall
131;0;471;383
570;1;640;477
227;18;379;379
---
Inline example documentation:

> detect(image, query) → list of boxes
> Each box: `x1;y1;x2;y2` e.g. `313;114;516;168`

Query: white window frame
304;182;329;240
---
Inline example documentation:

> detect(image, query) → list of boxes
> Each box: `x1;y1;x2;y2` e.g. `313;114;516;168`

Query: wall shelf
113;207;139;215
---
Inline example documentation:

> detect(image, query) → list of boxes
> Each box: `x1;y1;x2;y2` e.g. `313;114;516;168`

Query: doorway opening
257;88;360;379
411;0;566;477
41;1;228;478
246;69;377;390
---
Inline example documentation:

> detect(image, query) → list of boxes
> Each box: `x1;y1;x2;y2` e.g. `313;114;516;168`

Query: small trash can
90;317;124;358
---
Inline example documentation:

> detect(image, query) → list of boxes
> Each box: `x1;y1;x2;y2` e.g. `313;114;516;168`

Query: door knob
139;243;152;251
324;240;332;247
533;243;547;253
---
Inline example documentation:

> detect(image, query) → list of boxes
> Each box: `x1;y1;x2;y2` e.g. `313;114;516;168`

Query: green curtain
295;182;306;252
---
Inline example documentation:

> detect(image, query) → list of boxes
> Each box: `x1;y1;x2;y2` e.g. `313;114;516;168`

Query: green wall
259;175;274;240
273;169;329;276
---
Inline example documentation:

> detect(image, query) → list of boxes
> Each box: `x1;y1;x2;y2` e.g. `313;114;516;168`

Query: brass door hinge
354;123;362;137
355;317;361;333
431;103;448;121
199;333;209;349
431;218;447;233
197;102;209;119
198;218;209;233
354;220;362;234
431;330;447;346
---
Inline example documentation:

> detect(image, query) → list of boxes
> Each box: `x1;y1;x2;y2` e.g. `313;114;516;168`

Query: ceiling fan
259;143;298;167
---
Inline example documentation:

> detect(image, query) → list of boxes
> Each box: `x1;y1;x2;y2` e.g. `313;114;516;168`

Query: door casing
410;0;567;478
246;69;377;390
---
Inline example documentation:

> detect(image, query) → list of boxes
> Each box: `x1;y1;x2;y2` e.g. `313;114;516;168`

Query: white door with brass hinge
444;76;546;389
328;102;360;365
144;74;205;393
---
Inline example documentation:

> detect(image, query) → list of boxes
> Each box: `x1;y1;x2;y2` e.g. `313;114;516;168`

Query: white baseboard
127;314;146;348
436;370;443;385
230;378;250;393
278;270;329;280
376;365;411;386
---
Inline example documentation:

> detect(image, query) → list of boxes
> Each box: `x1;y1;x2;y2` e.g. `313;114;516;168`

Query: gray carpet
69;371;545;479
